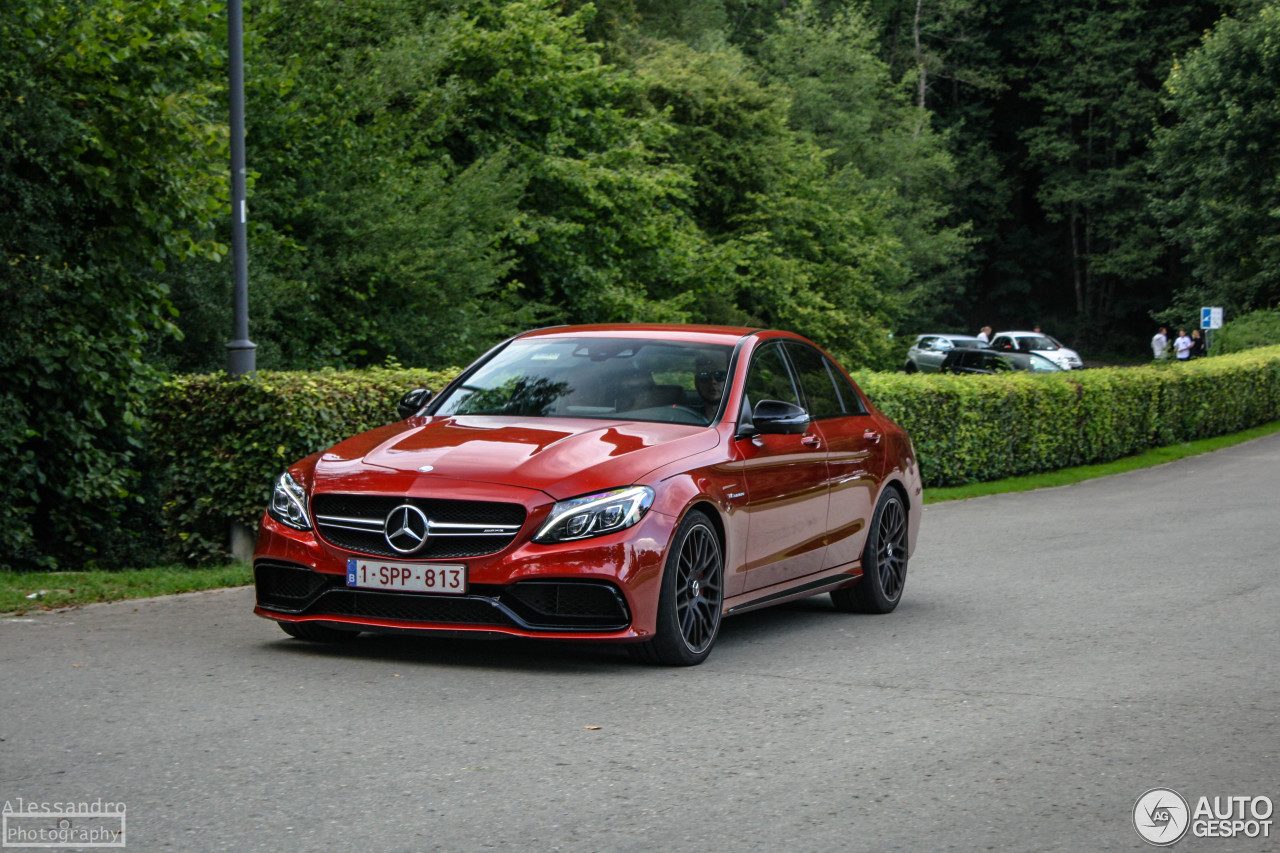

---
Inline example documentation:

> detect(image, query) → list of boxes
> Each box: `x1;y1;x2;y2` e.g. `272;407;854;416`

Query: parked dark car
939;349;1062;374
903;334;991;373
254;325;923;666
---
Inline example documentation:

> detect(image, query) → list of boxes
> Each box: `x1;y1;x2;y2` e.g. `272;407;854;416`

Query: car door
733;340;831;595
784;342;881;574
918;337;953;372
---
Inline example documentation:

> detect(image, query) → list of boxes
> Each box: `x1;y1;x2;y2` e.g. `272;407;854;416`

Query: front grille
311;494;526;559
255;562;629;632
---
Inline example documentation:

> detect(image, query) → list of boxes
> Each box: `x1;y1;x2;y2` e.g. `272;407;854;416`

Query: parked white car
990;331;1083;370
903;334;991;373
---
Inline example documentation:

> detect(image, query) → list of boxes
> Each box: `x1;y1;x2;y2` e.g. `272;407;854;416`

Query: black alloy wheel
831;490;908;614
632;509;724;666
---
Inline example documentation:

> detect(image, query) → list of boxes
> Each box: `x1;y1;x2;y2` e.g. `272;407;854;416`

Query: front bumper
252;503;674;641
255;561;631;632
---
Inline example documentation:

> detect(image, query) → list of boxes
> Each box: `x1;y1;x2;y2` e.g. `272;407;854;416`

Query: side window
742;342;801;419
783;342;843;419
826;358;869;415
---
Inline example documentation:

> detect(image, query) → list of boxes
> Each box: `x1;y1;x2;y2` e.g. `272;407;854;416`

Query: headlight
534;486;654;544
268;472;312;531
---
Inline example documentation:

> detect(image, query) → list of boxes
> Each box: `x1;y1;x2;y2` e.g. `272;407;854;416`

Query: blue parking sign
1201;307;1223;330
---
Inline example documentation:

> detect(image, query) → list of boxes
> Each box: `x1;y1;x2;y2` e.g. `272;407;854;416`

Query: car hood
1034;347;1080;362
312;416;721;500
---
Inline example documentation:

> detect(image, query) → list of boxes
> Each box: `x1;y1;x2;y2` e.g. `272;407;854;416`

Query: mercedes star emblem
384;504;431;554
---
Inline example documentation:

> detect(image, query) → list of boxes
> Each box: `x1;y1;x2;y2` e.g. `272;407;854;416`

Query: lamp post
225;0;256;377
226;0;256;560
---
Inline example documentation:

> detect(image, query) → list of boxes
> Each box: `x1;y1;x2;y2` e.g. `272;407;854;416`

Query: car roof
916;333;986;342
517;323;765;347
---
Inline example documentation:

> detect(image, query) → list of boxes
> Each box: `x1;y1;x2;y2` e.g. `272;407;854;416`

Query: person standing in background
1174;329;1193;361
1151;327;1169;359
977;326;992;343
1190;329;1206;358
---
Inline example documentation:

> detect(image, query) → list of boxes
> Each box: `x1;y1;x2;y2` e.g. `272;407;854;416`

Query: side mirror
752;399;810;435
397;388;433;420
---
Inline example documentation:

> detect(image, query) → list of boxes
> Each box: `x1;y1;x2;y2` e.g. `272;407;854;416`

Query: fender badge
418;465;434;473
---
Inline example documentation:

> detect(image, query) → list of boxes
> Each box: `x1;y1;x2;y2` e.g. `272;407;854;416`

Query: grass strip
1;564;252;615
924;419;1280;503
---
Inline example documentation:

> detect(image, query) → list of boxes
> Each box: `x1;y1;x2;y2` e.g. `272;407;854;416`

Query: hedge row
148;367;459;562
149;347;1280;562
856;345;1280;486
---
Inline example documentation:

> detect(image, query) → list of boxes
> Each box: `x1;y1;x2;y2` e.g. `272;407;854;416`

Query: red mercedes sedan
254;325;922;665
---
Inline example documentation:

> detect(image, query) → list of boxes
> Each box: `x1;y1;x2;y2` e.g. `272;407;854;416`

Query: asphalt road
2;434;1278;852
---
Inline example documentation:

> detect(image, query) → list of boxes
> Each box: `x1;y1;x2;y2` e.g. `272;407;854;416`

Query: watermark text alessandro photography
2;799;126;848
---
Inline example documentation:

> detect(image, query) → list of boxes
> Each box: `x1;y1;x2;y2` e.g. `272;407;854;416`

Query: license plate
346;559;467;594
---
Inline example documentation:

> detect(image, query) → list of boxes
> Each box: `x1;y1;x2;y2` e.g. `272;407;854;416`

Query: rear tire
831;490;908;614
278;621;359;642
631;509;723;666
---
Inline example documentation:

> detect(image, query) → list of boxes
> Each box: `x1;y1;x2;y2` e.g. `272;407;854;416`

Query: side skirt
723;564;862;617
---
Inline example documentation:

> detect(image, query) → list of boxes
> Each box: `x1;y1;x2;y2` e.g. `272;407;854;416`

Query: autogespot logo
1134;788;1191;846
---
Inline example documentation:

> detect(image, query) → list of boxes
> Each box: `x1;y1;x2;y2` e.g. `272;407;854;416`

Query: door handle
801;435;821;448
863;429;881;443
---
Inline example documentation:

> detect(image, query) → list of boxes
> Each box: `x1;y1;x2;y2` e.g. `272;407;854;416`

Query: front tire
632;509;724;666
831;490;908;614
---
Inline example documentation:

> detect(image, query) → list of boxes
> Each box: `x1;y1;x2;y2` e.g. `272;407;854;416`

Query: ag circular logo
1134;787;1191;846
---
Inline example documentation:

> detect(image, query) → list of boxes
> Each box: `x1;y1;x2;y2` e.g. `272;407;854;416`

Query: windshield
433;338;735;426
1017;335;1060;351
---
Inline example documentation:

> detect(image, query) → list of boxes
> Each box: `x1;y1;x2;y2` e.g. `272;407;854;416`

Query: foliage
1;0;228;570
857;346;1280;485
1016;0;1213;344
161;0;713;375
160;0;535;373
1211;308;1280;354
756;1;973;330
1150;3;1280;317
634;43;905;369
148;366;460;562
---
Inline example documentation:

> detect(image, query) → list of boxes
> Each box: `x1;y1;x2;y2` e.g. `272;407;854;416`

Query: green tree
1150;3;1280;316
1;0;228;569
162;0;711;373
160;0;533;372
636;44;905;367
756;1;972;330
1017;0;1211;342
